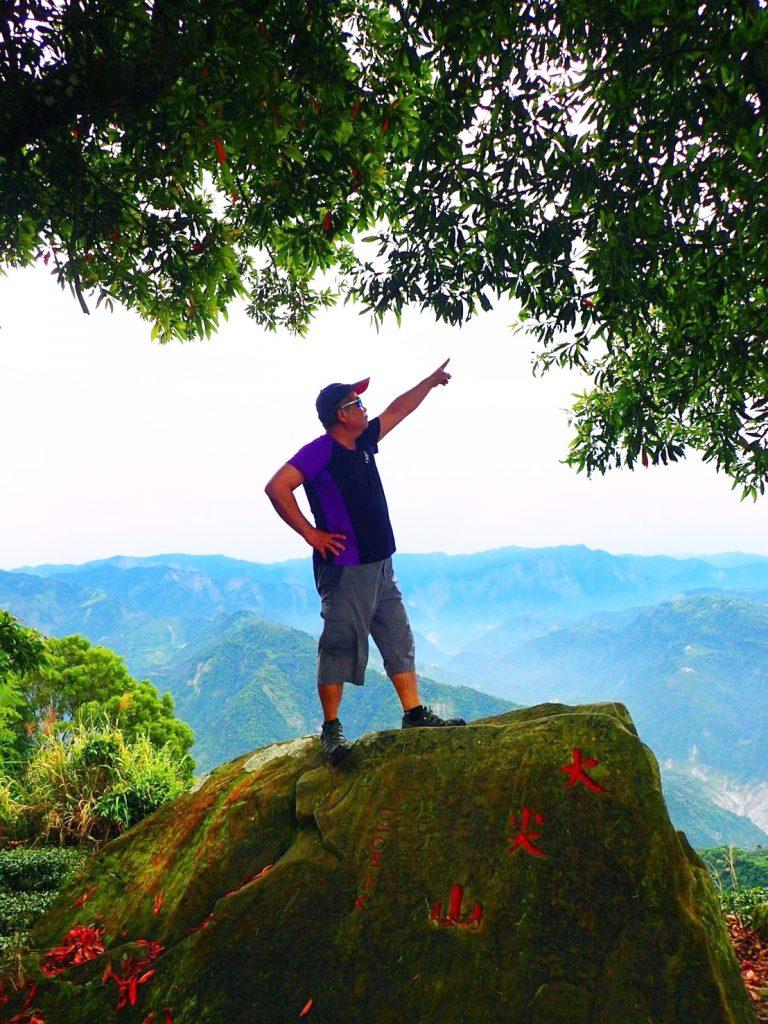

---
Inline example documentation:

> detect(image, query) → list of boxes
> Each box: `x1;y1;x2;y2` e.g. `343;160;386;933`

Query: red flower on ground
102;959;158;1010
40;925;105;976
70;886;97;908
101;938;164;1010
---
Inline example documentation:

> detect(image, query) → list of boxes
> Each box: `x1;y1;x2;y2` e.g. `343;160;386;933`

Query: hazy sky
2;265;767;569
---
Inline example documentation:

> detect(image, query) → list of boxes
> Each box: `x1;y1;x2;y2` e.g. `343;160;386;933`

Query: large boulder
2;703;755;1023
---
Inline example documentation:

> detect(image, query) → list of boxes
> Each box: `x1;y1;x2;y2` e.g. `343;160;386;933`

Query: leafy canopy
4;631;194;772
0;611;47;767
3;1;768;492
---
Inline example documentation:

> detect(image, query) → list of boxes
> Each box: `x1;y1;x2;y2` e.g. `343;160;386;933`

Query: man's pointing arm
378;359;451;440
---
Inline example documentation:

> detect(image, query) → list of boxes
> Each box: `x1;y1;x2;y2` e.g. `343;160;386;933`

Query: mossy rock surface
1;702;755;1023
753;902;768;940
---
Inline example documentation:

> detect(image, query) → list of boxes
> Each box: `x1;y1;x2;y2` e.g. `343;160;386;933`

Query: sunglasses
338;397;365;410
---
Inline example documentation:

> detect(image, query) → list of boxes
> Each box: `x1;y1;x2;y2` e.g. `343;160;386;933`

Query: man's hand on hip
306;527;347;558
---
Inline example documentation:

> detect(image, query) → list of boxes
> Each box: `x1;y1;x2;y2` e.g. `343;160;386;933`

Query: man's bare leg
390;670;421;712
318;682;343;721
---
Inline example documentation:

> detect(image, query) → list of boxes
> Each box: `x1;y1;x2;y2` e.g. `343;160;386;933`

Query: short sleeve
287;435;333;482
358;416;381;453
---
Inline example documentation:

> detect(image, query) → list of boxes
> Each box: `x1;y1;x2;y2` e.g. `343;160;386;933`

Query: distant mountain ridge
3;545;768;848
9;544;768;651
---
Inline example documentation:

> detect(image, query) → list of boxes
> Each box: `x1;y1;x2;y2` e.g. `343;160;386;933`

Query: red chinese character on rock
507;807;546;857
561;748;607;793
429;884;484;929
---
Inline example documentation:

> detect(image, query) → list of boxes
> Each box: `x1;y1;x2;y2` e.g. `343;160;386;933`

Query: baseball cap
316;378;370;427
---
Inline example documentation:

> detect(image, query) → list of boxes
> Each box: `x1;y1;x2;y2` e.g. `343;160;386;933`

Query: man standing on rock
265;361;465;766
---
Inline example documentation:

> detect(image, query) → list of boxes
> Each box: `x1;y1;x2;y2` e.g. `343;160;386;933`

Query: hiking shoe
321;718;352;766
402;704;466;729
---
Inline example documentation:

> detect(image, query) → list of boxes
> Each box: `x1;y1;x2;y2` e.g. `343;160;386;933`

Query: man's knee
318;619;369;687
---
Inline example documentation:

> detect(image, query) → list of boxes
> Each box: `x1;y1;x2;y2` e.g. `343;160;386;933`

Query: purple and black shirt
288;417;396;570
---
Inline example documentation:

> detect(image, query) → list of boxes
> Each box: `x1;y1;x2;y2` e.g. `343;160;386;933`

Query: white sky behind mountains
2;265;767;569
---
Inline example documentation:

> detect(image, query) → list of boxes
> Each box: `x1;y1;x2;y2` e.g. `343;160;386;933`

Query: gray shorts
314;557;416;686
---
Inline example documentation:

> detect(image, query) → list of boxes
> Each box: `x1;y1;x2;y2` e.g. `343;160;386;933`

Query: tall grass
0;714;191;845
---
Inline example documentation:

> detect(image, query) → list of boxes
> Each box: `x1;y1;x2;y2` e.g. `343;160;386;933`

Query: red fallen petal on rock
41;925;105;975
134;939;164;958
21;983;37;1010
300;998;314;1016
188;912;214;933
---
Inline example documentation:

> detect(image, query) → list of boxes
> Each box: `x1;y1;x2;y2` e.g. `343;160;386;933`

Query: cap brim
351;377;370;394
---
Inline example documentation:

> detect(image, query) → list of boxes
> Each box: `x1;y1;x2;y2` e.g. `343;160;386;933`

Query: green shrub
699;844;768;891
0;889;57;934
717;886;768;928
6;719;191;844
701;844;768;930
0;846;85;892
0;845;88;975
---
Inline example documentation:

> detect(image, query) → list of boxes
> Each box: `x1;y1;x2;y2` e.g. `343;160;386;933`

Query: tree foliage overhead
21;634;194;765
3;1;768;492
